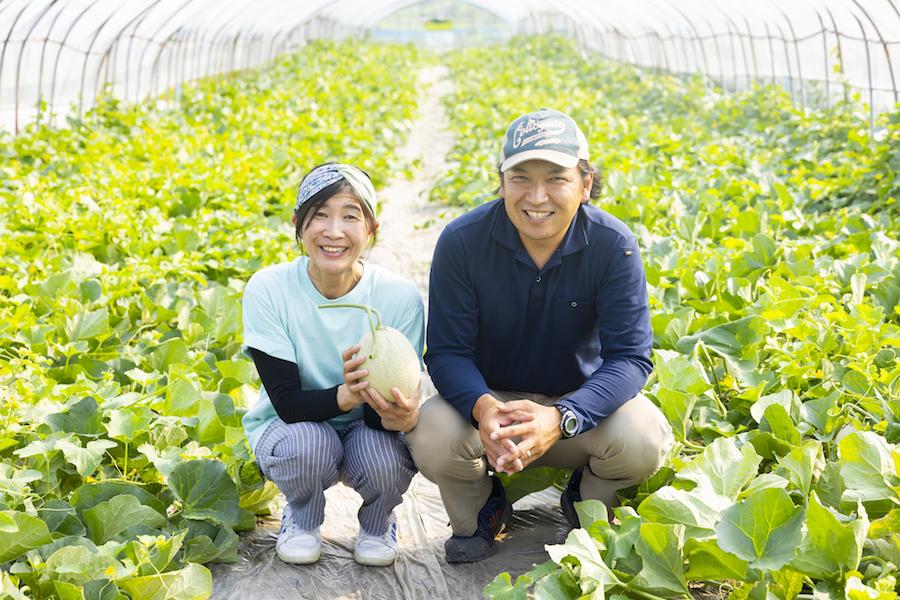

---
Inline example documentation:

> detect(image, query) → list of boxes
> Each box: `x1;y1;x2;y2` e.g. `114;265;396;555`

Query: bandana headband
294;163;377;218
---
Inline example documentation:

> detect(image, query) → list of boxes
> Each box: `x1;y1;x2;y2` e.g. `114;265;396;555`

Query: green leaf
149;339;190;372
545;529;617;586
45;397;105;435
0;463;43;499
215;359;256;384
653;351;711;394
165;379;202;417
790;493;867;578
105;407;155;442
575;499;610;529
684;538;749;581
45;545;120;586
751;390;800;424
483;572;532;600
770;568;805;600
715;487;804;571
760;404;801;448
637;485;729;537
675;316;768;370
118;562;212;600
65;308;110;341
776;440;824;496
0;510;52;563
630;523;689;596
83;494;167;544
168;459;239;527
56;438;117;478
52;581;86;600
838;431;899;505
71;481;167;516
678;437;762;499
497;466;566;504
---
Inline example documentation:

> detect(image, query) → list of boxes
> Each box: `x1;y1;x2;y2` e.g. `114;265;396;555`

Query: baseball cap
499;108;589;172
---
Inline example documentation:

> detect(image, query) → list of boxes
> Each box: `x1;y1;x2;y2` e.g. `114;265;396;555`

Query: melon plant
319;303;421;402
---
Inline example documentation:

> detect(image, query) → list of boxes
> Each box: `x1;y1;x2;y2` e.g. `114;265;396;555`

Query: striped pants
254;418;416;535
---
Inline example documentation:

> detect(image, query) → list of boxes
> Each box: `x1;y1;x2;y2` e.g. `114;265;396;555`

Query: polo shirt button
535;276;541;283
571;301;578;307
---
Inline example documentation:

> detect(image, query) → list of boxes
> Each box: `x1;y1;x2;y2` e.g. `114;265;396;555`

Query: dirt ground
210;67;570;600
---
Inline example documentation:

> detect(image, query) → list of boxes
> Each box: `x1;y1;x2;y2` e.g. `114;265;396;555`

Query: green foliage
0;40;421;597
435;37;900;600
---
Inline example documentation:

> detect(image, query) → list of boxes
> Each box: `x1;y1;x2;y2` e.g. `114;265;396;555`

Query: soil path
211;66;566;600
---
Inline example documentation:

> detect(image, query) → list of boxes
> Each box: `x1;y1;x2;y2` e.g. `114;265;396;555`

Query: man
406;108;673;563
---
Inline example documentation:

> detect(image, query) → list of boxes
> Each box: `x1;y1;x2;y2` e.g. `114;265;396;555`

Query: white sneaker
354;520;398;567
276;507;321;564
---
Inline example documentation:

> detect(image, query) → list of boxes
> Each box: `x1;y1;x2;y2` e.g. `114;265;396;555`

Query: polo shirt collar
491;200;589;266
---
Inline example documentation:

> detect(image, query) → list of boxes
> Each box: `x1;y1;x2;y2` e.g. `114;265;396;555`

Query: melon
319;303;420;402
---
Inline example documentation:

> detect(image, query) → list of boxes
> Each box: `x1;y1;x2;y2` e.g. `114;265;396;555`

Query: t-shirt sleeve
392;287;426;369
242;273;296;362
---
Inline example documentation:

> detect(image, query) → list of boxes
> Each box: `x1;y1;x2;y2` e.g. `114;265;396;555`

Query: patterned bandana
294;163;377;218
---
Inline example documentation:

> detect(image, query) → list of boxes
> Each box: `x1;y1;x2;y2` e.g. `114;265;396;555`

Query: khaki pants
406;390;673;536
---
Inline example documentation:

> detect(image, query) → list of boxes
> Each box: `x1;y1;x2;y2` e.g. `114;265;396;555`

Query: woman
241;162;424;567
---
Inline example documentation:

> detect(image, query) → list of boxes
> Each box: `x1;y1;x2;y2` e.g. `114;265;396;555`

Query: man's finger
497;400;535;412
491;422;532;441
497;410;534;425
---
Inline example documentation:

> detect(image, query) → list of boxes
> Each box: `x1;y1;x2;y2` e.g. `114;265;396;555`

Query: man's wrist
472;393;500;424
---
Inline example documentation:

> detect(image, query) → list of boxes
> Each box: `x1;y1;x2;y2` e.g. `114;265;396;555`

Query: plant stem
318;303;383;358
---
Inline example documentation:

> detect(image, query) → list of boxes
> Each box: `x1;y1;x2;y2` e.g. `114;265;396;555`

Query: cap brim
500;149;580;172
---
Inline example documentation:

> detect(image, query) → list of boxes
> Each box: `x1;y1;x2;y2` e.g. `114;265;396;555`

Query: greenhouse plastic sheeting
210;477;569;599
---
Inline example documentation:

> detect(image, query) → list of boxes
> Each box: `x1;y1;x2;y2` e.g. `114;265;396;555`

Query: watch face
562;411;578;437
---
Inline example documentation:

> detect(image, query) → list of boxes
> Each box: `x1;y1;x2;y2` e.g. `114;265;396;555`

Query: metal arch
51;0;123;120
711;4;753;90
767;3;807;106
33;0;68;126
13;0;60;133
817;0;849;102
685;4;729;89
638;0;684;72
67;1;141;118
663;2;712;79
848;0;898;104
142;0;211;99
0;0;39;123
99;0;167;103
739;14;760;84
640;0;701;73
844;6;877;128
771;18;797;102
187;2;252;83
795;0;833;106
93;0;169;103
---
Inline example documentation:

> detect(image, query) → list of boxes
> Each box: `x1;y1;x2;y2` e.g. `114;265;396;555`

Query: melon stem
318;303;383;359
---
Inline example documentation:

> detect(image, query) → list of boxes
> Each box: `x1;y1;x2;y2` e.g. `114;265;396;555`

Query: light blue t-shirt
241;256;425;453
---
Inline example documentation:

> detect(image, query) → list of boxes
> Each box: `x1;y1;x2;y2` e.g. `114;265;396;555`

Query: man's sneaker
354;519;398;567
444;476;512;563
560;468;583;529
276;506;321;564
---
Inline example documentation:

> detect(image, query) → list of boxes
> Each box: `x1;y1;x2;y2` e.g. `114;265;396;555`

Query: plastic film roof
1;0;897;133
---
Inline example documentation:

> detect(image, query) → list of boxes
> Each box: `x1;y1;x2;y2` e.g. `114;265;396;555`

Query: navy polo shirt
424;198;653;434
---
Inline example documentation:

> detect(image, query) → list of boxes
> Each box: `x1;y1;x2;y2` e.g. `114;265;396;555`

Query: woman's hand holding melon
361;384;421;432
337;344;369;411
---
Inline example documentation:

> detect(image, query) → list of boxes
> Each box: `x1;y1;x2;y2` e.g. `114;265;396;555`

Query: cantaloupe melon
319;303;420;402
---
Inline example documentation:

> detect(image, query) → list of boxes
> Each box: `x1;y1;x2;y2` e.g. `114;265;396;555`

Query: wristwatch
556;405;579;439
